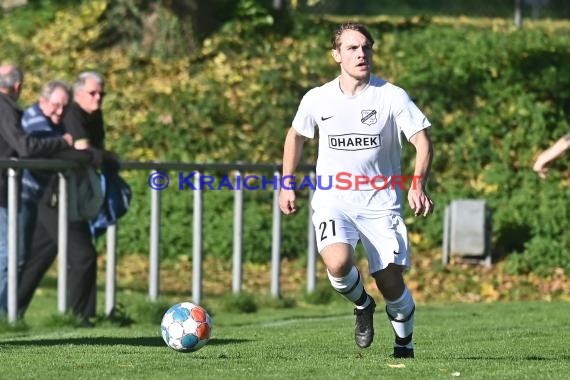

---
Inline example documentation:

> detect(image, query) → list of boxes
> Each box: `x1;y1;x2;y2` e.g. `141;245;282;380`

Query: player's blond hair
330;23;375;50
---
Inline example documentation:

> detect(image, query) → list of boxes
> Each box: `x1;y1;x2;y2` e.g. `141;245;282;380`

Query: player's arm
408;129;434;217
533;132;570;179
279;127;305;214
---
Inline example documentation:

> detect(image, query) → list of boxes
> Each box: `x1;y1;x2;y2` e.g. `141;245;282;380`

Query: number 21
318;219;336;241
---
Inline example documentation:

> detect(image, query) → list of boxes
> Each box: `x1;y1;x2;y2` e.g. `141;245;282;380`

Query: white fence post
7;168;19;322
105;224;117;316
192;171;203;305
306;171;316;293
271;171;282;298
232;170;243;294
57;172;68;313
149;170;161;301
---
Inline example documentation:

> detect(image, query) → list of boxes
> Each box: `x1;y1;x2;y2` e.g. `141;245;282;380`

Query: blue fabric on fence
89;161;132;238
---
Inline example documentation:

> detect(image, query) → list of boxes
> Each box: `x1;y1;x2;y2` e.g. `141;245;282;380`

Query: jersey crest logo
360;110;377;126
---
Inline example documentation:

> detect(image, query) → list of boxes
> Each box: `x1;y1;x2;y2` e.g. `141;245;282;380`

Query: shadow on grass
0;337;250;347
221;311;350;328
450;355;570;361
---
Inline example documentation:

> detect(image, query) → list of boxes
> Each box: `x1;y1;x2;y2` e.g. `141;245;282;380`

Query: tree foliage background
0;0;569;277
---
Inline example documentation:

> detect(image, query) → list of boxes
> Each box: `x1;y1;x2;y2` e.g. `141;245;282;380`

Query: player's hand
533;161;548;179
279;188;297;215
408;188;434;217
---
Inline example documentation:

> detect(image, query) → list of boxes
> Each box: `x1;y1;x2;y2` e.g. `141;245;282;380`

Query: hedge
1;1;568;275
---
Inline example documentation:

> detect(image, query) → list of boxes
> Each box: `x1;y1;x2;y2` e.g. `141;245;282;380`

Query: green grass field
1;288;569;380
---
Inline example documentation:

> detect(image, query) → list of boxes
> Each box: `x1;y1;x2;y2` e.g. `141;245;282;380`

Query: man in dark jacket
0;64;73;316
17;71;109;327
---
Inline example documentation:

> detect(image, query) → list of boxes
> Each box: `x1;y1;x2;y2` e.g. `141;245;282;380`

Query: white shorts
311;206;410;273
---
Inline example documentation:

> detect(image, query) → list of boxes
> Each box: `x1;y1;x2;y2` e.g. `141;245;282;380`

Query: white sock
385;286;415;348
327;266;371;309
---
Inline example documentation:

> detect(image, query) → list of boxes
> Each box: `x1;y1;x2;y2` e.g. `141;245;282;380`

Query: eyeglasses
48;101;67;110
85;90;106;97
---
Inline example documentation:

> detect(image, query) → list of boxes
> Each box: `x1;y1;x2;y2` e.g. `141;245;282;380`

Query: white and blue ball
160;302;212;352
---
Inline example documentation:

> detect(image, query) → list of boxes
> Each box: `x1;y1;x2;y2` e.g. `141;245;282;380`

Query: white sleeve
291;91;317;139
393;88;431;140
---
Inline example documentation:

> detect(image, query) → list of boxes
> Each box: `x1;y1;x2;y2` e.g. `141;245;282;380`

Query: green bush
387;23;570;274
1;2;569;275
220;292;258;313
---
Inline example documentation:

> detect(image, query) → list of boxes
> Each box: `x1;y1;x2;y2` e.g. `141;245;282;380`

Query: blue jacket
90;160;132;238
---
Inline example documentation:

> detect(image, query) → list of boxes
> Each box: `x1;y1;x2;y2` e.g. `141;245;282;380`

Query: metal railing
1;159;317;323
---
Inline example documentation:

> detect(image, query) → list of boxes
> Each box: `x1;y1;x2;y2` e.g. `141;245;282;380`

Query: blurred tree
96;0;240;58
1;0;27;9
515;0;523;28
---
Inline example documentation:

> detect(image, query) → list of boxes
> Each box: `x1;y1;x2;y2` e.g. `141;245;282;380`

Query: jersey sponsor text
328;133;381;151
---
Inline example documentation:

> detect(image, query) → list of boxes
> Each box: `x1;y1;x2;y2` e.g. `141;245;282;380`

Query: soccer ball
160;302;212;352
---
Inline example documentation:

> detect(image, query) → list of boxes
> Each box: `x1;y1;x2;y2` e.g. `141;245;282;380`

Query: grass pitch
0;290;569;380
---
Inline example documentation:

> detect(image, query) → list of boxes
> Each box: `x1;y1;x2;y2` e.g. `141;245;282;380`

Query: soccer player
279;23;434;358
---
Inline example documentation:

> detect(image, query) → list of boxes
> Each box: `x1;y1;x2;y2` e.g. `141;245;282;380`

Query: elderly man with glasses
17;71;110;327
18;80;73;293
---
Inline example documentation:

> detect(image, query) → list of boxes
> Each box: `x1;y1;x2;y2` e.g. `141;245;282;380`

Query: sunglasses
85;90;106;97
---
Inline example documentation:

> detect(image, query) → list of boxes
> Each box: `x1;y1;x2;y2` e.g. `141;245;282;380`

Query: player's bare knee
321;244;354;276
326;261;353;277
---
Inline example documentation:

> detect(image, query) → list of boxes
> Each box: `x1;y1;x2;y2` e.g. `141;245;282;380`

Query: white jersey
292;75;430;215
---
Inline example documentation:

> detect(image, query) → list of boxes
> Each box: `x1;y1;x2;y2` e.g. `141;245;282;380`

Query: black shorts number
318;219;336;241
